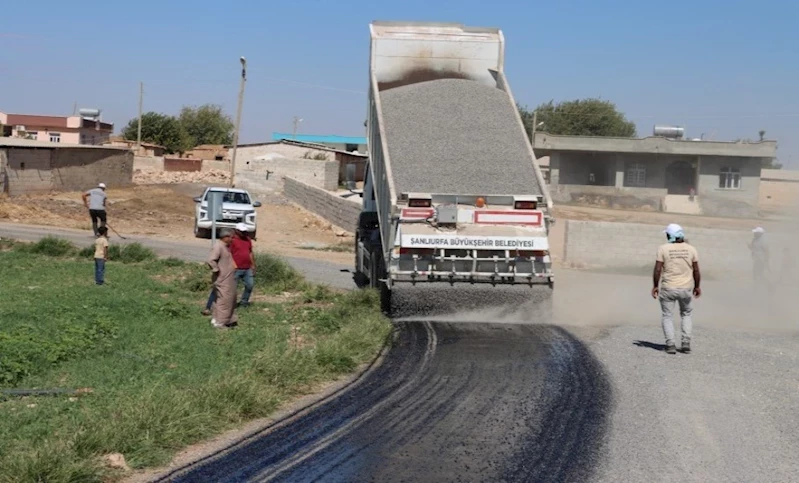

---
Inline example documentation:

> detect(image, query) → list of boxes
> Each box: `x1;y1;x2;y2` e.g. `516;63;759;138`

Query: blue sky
2;0;797;166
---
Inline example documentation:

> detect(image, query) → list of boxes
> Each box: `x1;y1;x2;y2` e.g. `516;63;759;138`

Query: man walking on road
231;222;256;307
82;183;107;237
652;224;702;354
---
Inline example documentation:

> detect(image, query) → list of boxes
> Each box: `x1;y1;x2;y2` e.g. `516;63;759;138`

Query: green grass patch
77;242;156;264
0;242;390;482
18;236;77;257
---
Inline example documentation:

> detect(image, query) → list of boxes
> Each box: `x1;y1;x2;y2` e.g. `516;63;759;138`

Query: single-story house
534;133;778;218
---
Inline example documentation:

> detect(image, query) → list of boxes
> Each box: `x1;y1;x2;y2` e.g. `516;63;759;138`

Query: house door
665;161;695;195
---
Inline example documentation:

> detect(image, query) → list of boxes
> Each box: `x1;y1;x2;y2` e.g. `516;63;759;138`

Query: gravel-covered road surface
157;322;611;483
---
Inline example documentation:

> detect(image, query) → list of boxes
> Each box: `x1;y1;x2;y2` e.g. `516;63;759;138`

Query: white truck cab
193;187;261;239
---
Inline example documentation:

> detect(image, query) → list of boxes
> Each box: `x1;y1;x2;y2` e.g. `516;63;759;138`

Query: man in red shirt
231;222;256;307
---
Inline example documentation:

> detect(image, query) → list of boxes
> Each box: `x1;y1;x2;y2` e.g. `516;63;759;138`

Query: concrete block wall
283;177;361;233
3;147;54;196
51;148;133;191
564;219;789;277
3;146;132;196
237;158;338;193
234;143;333;165
134;157;229;173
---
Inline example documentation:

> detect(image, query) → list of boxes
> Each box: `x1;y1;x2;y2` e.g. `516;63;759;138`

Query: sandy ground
3;182;782;270
0;184;353;264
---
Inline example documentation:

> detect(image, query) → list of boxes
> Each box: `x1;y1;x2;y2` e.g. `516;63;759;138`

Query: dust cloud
391;215;798;334
554;215;799;334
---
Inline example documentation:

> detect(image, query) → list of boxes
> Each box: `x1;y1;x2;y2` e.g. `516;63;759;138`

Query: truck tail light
409;198;432;208
514;200;537;210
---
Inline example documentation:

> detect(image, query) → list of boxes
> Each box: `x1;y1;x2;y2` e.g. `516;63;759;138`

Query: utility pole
530;110;537;145
137;82;144;149
292;116;303;139
230;57;247;188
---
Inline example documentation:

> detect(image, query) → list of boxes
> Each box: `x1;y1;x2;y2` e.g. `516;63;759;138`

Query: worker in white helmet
652;224;702;354
748;227;771;287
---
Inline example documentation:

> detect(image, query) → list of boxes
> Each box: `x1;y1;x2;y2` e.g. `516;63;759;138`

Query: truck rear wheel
374;252;391;316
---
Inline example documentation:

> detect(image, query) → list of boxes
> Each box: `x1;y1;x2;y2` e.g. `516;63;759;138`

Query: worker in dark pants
82;182;107;237
202;289;217;316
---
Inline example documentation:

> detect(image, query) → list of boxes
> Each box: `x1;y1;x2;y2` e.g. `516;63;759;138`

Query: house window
625;163;647;187
719;167;741;189
50;133;61;143
26;131;38;140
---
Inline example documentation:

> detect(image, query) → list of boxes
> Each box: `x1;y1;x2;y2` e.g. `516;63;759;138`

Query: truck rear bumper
390;270;554;286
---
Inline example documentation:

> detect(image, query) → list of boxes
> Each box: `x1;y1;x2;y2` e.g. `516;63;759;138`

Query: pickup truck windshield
206;191;251;204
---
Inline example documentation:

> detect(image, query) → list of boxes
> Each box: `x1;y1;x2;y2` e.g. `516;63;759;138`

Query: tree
178;104;234;147
122;112;189;154
758;130;766;142
518;98;637;139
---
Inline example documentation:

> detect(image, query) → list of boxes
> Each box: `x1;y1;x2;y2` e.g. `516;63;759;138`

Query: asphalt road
157;322;611;483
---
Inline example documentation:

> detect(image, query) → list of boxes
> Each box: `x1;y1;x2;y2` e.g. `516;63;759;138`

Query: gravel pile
380;78;542;197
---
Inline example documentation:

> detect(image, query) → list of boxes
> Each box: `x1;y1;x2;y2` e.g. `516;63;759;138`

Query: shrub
19;237;76;257
253;253;305;292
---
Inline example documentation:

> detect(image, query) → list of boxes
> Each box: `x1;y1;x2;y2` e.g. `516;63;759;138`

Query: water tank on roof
79;108;101;119
653;125;684;139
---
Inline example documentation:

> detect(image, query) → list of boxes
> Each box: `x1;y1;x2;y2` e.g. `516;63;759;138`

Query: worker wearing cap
652;224;702;354
748;227;770;286
230;222;256;307
82;183;107;237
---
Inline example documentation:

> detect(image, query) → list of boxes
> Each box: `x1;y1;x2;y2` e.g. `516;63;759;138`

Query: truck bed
379;78;543;198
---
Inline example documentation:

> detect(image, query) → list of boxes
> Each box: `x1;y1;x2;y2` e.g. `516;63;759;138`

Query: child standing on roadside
94;226;109;285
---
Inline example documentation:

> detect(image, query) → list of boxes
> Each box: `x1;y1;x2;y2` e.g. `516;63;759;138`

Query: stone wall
283;177;361;232
563;219;789;277
2;146;132;196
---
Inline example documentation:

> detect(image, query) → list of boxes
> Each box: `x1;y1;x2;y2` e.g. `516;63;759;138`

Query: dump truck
353;21;554;315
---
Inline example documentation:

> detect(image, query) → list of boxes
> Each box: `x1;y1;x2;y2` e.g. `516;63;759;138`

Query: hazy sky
2;0;797;166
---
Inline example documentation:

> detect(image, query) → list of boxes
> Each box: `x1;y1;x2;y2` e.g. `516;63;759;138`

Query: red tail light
514;200;537;210
409;198;432;207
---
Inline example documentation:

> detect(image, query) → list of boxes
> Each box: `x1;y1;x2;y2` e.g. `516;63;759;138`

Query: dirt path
0;183;353;265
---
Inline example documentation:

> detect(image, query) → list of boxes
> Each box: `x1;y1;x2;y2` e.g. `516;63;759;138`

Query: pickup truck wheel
194;222;210;239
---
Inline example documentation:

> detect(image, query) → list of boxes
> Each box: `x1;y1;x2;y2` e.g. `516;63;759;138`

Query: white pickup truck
193;187;262;239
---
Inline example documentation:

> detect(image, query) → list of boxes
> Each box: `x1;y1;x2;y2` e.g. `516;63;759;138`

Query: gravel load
380;78;542;197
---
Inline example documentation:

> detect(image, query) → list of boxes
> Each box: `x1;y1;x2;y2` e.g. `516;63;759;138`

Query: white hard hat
98;183;107;189
664;223;684;237
235;222;249;232
753;227;765;234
